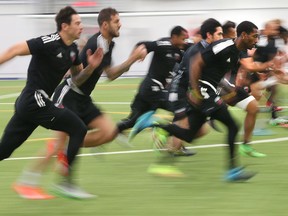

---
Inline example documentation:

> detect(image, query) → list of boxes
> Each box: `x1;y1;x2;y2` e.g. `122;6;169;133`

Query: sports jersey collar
200;39;210;48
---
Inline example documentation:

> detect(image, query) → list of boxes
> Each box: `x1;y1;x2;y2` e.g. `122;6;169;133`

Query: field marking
0;93;20;99
4;136;288;161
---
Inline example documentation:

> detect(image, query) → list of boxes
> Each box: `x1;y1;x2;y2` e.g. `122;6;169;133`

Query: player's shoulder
210;38;235;54
40;32;61;44
156;37;172;46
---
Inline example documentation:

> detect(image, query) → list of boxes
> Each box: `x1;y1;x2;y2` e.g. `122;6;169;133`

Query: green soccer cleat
147;164;185;178
239;144;266;158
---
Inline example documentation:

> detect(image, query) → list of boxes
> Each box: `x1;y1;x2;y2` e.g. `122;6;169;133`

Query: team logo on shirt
70;51;76;62
57;52;63;58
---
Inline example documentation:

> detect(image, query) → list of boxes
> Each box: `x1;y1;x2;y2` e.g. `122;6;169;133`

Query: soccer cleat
266;101;283;112
12;183;55;200
239;144;266;158
128;111;156;141
269;117;288;126
147;164;185;178
152;127;169;152
52;181;96;199
225;167;256;182
173;146;197;157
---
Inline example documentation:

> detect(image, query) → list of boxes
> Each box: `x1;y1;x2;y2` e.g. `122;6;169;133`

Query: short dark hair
98;7;118;26
170;26;187;37
236;21;258;37
279;26;288;35
200;18;222;39
55;6;78;32
222;21;236;35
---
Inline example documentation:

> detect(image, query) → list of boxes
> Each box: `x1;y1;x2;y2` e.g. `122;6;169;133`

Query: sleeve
201;48;216;65
73;47;81;66
239;50;249;59
136;41;158;53
26;37;44;54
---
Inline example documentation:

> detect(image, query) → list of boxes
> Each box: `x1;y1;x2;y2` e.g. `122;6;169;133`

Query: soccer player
13;7;146;199
222;21;237;40
160;18;223;162
117;26;189;140
0;6;104;199
132;21;270;181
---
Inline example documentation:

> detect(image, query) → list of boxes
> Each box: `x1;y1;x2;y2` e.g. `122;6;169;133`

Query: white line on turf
4;136;288;161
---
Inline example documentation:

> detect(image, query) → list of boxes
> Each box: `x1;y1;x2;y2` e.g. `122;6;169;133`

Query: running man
0;6;104;199
117;26;190;141
13;7;146;199
131;21;268;181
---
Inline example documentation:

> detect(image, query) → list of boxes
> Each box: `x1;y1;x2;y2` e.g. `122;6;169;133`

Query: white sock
17;170;42;186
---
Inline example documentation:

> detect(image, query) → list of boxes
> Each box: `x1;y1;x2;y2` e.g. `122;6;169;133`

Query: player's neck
100;31;112;44
59;32;75;46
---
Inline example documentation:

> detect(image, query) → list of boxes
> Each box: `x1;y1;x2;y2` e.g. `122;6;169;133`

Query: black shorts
225;87;251;106
53;82;102;126
131;78;171;112
15;87;74;129
199;83;226;116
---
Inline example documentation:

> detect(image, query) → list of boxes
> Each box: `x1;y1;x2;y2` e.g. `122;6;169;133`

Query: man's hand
130;44;147;62
86;47;104;69
187;90;203;108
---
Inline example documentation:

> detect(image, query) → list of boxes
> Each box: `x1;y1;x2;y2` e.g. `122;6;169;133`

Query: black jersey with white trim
26;32;81;97
79;32;114;95
138;37;183;87
200;38;240;88
170;40;209;94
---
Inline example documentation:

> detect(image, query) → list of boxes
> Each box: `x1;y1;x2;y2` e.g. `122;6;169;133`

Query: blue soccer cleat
128;111;156;141
225;167;257;182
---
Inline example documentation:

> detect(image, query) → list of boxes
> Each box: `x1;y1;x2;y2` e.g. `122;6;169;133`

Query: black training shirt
138;37;183;86
79;32;114;95
200;38;240;88
26;32;81;97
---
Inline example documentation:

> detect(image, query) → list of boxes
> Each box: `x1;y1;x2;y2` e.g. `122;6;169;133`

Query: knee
247;101;259;115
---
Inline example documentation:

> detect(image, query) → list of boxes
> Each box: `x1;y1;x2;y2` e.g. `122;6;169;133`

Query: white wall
0;1;288;78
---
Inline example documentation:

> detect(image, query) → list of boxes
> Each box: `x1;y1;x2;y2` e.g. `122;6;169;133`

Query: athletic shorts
52;81;102;126
199;82;226;116
131;78;171;112
15;87;73;129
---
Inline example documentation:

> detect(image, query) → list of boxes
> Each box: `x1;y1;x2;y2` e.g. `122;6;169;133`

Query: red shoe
272;106;283;112
266;101;283;112
12;183;55;200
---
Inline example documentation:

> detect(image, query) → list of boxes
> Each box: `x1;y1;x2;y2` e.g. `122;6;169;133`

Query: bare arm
0;41;30;64
240;57;274;72
105;44;147;81
71;48;104;87
188;52;204;105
